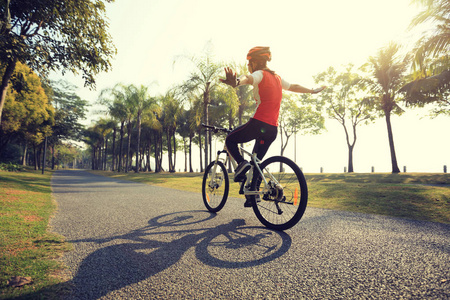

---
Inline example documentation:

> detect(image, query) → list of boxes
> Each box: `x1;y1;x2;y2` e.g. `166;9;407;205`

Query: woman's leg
225;120;258;164
252;122;278;161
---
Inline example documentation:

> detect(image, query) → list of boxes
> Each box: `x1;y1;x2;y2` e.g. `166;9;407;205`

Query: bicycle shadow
65;210;292;299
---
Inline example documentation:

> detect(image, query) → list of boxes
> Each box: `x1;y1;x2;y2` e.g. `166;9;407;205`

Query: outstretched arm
288;84;326;94
219;67;253;87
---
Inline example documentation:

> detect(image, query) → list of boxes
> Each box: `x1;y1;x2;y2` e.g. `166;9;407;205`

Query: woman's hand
219;67;238;87
311;86;326;94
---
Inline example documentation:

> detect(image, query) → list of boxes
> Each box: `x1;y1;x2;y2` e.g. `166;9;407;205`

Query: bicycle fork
209;150;228;189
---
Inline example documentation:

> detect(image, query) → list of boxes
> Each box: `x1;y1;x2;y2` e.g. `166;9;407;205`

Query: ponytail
251;59;276;75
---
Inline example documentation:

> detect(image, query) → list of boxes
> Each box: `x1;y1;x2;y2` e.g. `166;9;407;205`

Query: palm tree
401;0;450;116
121;85;137;172
177;109;192;172
365;43;409;173
126;84;160;173
160;91;183;173
82;125;103;170
96;118;115;170
409;0;450;74
234;63;254;126
98;85;128;172
176;44;222;169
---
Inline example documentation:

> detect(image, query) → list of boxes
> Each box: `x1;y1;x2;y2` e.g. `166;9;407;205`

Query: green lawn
92;170;450;224
0;168;71;300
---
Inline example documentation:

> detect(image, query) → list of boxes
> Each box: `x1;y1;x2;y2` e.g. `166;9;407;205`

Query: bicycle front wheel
251;156;308;230
202;161;229;213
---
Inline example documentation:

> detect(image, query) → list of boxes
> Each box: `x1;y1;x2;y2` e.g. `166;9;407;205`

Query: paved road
51;169;450;299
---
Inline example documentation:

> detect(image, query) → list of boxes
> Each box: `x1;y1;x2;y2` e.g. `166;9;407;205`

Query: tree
161;91;182;173
364;43;409;173
315;65;377;172
278;93;325;164
50;80;88;142
0;0;116;124
234;63;254;126
96;117;115;170
82;125;103;170
401;0;450;116
177;109;191;172
0;61;54;158
48;80;88;168
98;85;128;172
209;84;240;129
409;0;449;73
177;43;222;169
179;93;203;172
126;84;158;173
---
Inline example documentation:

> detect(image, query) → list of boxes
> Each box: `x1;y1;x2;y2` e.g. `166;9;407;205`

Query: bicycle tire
202;161;229;213
250;156;308;230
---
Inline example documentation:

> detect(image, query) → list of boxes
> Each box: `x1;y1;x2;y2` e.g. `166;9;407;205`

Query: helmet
247;46;271;62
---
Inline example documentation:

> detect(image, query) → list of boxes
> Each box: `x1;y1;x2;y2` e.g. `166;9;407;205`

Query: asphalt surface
50;169;450;299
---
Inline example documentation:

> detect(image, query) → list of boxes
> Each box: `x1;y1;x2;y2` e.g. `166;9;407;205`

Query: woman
220;46;325;184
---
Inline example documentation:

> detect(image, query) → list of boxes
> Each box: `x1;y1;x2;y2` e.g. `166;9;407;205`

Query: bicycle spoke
251;156;307;230
202;161;229;213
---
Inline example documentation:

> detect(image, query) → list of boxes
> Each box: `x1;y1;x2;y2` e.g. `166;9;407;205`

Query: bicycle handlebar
201;123;232;134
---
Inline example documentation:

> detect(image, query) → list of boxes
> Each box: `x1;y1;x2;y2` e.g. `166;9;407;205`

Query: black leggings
225;118;277;164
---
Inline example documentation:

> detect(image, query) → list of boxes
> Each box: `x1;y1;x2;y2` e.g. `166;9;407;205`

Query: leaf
7;276;33;287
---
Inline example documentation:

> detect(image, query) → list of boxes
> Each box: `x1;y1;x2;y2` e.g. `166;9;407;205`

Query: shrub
0;162;24;172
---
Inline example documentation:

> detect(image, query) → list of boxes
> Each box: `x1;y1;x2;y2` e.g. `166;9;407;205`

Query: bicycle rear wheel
202;161;229;213
251;156;307;230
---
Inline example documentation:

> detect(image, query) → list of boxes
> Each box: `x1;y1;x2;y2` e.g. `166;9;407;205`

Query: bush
0;162;24;172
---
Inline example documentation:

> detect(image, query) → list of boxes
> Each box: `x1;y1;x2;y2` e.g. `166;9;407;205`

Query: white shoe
234;160;251;182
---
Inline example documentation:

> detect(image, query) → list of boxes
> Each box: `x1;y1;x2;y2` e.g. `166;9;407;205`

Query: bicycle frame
208;144;280;198
202;123;307;230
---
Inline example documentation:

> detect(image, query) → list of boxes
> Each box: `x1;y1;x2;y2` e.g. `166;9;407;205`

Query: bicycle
201;124;308;231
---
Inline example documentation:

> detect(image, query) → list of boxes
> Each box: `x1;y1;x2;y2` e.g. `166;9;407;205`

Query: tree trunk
347;145;354;173
104;138;108;170
111;127;116;171
203;82;211;170
154;131;161;172
167;128;173;172
147;134;152;172
92;148;96;170
0;58;17;124
184;137;188;172
385;112;400;173
118;121;124;172
173;129;177;172
159;134;164;171
33;145;37;170
198;130;203;172
126;121;132;172
343;122;356;173
22;143;28;166
135;115;141;173
189;133;193;172
51;145;55;170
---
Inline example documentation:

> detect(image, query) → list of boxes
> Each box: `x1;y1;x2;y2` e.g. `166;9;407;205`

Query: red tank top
253;70;283;126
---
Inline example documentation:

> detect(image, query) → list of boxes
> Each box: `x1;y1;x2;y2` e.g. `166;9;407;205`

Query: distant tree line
0;0;448;173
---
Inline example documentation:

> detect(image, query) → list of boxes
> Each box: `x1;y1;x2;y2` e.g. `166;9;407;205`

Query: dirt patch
23;215;43;222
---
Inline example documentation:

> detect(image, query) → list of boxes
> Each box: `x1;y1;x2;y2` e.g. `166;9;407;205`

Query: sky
52;0;449;173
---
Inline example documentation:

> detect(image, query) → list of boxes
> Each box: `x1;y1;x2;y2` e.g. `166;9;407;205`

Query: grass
91;170;450;224
0;168;71;300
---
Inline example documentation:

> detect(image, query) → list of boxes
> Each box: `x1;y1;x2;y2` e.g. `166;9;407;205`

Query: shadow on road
17;210;292;299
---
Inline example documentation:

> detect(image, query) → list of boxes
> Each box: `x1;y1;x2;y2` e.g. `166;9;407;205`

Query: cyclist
220;46;326;190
